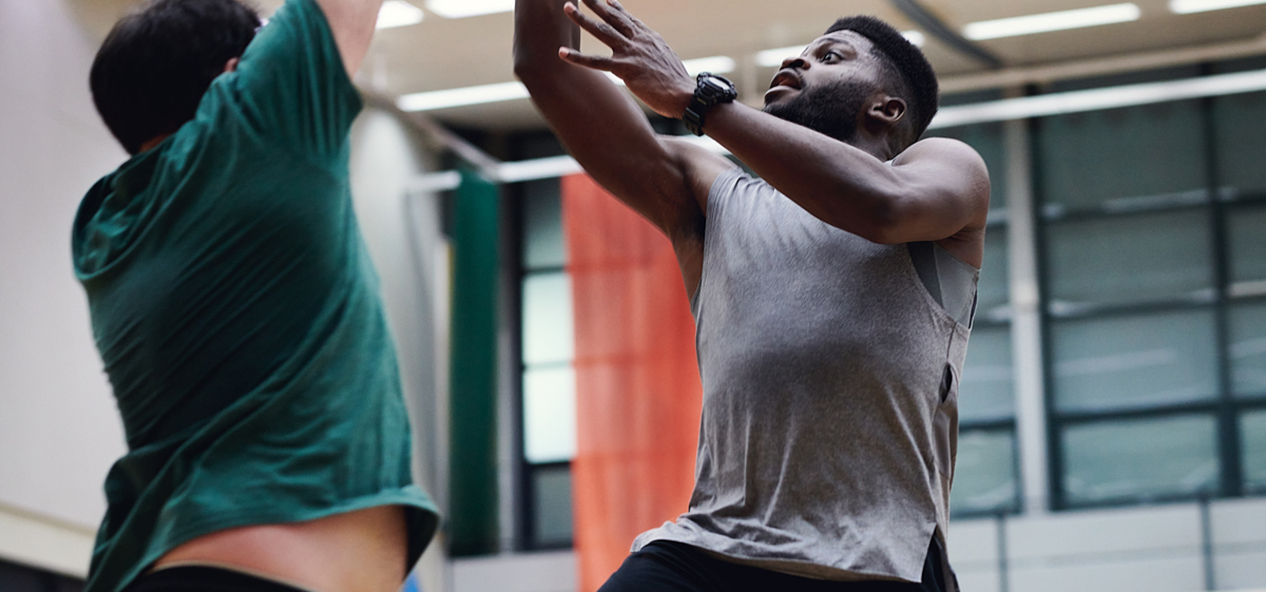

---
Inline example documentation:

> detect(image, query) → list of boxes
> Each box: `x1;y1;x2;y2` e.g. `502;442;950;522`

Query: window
1039;64;1266;508
519;175;577;549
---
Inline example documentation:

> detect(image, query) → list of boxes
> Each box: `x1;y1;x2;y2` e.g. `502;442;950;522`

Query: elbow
512;47;554;84
512;51;535;81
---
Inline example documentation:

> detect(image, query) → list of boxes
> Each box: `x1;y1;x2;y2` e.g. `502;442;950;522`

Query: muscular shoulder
895;137;987;173
658;136;740;219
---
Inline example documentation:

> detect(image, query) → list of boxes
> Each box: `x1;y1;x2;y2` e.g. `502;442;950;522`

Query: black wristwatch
682;73;737;136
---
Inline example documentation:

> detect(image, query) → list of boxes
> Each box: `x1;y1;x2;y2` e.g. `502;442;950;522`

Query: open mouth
769;70;803;90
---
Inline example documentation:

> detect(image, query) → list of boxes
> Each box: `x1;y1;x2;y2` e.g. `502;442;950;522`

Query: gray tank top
632;168;977;586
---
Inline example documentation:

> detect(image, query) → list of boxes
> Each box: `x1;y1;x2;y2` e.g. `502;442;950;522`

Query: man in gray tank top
516;2;990;591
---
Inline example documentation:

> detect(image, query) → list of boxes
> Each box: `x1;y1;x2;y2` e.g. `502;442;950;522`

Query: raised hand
558;0;695;119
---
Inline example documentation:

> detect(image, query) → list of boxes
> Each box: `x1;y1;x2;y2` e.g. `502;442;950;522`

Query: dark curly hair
825;16;938;149
90;0;261;154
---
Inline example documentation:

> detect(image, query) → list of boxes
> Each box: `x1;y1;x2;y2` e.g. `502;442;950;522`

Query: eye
821;51;843;63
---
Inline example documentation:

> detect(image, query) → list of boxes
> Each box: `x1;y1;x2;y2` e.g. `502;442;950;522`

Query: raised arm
513;0;729;237
552;2;990;265
703;104;990;261
314;0;383;76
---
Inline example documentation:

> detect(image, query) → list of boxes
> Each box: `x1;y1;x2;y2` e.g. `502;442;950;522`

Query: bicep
233;0;364;158
884;139;991;243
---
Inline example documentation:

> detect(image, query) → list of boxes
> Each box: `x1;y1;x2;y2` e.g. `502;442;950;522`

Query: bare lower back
154;505;407;592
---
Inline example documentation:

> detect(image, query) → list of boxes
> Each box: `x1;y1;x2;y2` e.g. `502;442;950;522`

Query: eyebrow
805;36;861;57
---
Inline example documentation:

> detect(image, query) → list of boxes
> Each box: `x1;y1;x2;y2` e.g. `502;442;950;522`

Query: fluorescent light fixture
963;3;1140;40
683;56;737;75
499;156;584;183
1170;0;1266;13
605;55;736;86
397;81;528;111
931;67;1266;128
425;0;513;18
754;31;923;68
755;45;806;68
376;0;424;29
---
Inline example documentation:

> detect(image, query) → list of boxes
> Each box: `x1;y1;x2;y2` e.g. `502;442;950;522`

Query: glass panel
978;228;1009;318
929;122;1007;210
1052;309;1218;412
1242;409;1266;493
1047;209;1213;307
1228;204;1266;287
522;179;566;270
960;326;1013;422
1038;101;1207;210
522;272;574;365
951;429;1018;514
1212;91;1266;196
523;365;577;463
531;465;574;547
1063;415;1219;504
1229;302;1266;399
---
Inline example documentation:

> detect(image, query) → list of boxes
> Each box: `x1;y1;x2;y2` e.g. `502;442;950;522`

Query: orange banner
562;174;703;592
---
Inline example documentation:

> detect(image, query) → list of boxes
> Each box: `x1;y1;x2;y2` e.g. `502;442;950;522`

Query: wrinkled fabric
72;2;437;591
634;169;973;588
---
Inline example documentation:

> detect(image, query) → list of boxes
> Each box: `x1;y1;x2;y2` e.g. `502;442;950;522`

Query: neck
848;134;893;161
139;134;171;153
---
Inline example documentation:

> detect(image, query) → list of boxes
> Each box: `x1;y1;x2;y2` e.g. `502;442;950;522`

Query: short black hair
824;16;938;148
91;0;260;154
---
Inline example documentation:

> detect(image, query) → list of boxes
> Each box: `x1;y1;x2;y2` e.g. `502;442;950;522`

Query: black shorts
598;538;949;592
125;566;308;592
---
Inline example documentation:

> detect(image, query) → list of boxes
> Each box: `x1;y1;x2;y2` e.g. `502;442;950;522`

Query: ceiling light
397;81;528;111
930;67;1266;128
754;31;924;68
755;45;806;68
376;0;424;29
683;56;737;75
963;3;1140;41
903;30;926;47
1170;0;1266;13
425;0;513;18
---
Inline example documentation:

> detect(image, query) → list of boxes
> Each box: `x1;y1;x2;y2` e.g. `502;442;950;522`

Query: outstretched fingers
558;47;616;71
563;2;625;48
580;0;636;37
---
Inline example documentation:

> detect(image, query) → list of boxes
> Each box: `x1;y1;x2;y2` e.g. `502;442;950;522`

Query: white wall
951;498;1266;592
0;0;132;575
348;108;452;592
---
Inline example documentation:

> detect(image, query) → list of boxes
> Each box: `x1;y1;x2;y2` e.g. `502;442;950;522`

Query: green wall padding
448;169;500;556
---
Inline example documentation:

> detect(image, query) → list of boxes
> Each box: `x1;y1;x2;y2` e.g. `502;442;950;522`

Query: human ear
869;96;906;125
224;57;241;73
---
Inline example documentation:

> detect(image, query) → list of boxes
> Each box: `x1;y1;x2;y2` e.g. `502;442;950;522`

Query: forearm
513;0;686;231
704;101;906;240
513;0;579;76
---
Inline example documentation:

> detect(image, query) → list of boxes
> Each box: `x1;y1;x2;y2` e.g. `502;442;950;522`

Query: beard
762;78;873;143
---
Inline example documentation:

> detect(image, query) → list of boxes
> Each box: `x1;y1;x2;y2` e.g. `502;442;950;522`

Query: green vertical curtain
448;169;500;556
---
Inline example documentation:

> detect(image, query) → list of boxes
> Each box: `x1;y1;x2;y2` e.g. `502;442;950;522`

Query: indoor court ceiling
68;0;1266;130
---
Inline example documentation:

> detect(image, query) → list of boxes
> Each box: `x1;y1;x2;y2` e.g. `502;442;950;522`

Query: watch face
700;75;736;100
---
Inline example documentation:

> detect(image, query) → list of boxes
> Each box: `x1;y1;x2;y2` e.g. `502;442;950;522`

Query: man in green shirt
73;1;438;591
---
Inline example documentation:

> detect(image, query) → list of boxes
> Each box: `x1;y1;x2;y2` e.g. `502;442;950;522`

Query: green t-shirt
71;2;439;590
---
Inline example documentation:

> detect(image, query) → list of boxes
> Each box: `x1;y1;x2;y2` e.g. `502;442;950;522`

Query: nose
779;56;808;70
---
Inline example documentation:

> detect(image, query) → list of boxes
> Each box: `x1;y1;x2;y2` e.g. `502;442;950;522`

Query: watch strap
683;73;737;136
